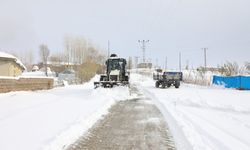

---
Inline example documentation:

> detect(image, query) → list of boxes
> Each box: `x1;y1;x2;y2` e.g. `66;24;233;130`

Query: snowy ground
0;76;132;150
1;74;250;150
131;74;250;150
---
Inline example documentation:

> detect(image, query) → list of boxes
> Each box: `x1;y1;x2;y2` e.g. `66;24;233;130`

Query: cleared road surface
67;87;175;150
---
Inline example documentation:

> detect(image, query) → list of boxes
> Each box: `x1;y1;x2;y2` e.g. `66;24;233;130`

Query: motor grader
94;54;129;88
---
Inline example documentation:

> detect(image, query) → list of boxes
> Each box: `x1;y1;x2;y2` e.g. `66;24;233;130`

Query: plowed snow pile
131;73;250;150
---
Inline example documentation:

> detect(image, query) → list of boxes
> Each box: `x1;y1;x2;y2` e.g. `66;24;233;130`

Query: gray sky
0;0;250;69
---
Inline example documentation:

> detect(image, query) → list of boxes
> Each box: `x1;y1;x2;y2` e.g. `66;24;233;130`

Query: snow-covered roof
32;65;39;70
0;51;26;70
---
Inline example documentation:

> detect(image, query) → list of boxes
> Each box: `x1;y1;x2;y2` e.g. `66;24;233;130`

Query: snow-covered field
131;74;250;150
0;76;131;150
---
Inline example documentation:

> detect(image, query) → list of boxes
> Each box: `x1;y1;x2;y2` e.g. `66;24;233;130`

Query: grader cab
94;54;129;88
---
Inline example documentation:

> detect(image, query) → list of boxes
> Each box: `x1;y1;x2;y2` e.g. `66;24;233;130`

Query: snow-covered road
66;85;175;150
131;74;250;150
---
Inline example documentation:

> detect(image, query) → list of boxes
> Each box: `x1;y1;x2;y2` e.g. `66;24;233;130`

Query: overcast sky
0;0;250;69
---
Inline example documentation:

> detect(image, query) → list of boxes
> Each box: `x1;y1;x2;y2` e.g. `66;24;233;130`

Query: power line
138;40;149;63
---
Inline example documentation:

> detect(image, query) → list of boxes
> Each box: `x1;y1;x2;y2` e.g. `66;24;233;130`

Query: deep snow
131;73;250;150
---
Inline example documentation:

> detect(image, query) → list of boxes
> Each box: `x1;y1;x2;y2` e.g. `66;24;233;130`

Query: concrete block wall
0;77;54;93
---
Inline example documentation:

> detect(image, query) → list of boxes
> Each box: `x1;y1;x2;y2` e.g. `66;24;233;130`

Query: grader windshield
106;58;126;73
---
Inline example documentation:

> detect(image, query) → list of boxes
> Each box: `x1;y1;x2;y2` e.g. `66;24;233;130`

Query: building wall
0;60;11;76
10;62;23;77
0;60;23;77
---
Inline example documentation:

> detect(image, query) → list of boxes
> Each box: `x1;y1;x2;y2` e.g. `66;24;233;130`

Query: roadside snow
0;76;132;150
131;73;250;150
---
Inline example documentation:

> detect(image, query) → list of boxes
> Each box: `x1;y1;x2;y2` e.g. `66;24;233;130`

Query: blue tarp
241;76;250;90
213;75;250;90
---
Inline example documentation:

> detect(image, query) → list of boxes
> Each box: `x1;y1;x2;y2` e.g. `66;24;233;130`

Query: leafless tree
49;52;65;64
63;35;107;82
39;44;50;76
218;61;239;76
64;35;87;66
245;62;250;74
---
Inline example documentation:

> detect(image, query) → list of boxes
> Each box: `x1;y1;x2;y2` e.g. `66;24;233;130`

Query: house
0;51;26;77
32;65;39;72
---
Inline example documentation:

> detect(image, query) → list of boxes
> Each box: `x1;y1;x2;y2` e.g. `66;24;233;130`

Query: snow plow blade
94;81;129;89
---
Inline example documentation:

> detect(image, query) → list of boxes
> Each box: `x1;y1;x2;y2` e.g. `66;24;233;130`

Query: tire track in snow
179;107;250;149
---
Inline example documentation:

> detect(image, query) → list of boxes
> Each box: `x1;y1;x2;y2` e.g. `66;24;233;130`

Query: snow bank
44;86;131;150
182;70;214;86
131;73;250;150
0;76;132;150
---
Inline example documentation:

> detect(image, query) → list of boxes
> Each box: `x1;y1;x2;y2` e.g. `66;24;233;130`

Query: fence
212;75;250;90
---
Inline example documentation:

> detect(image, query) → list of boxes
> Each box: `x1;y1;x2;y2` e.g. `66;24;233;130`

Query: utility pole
138;40;149;63
155;58;158;68
107;40;110;58
165;56;168;71
135;56;139;72
202;48;207;71
179;52;182;72
186;59;189;70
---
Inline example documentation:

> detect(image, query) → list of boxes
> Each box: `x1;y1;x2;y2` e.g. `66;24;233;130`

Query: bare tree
64;36;71;67
63;35;107;82
39;44;50;76
218;61;239;76
49;52;65;64
64;35;87;66
245;62;250;74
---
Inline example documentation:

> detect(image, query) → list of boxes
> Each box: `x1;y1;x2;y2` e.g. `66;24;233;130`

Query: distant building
46;61;79;74
32;65;39;72
196;66;221;73
0;51;26;77
137;62;152;69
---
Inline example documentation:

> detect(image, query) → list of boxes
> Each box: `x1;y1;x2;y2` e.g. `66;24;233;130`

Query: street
67;86;175;150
